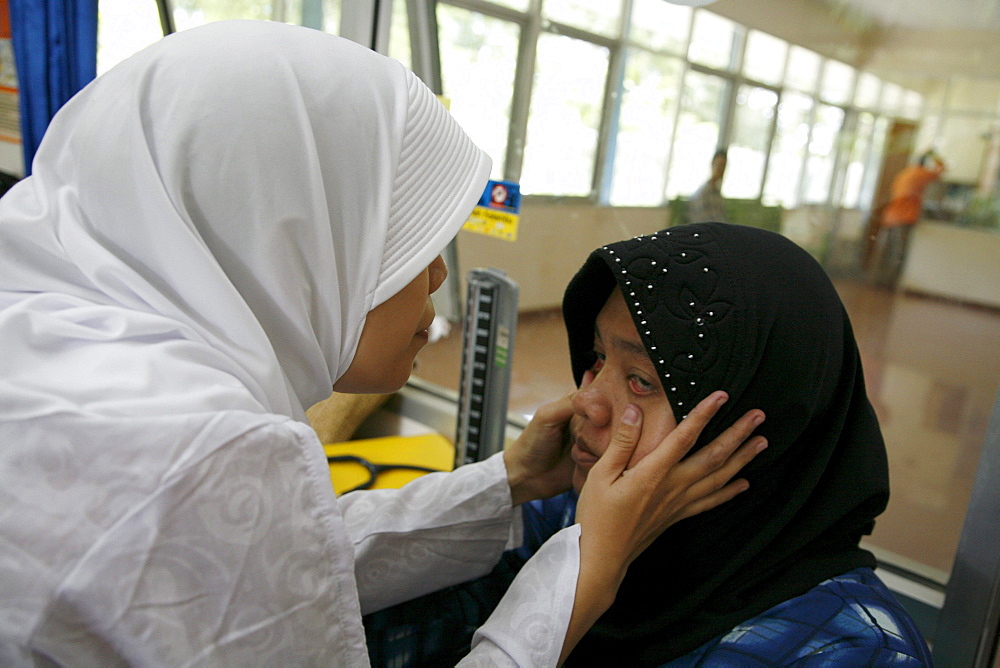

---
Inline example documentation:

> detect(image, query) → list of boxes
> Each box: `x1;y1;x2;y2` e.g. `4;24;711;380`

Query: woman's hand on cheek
574;391;766;586
505;390;577;506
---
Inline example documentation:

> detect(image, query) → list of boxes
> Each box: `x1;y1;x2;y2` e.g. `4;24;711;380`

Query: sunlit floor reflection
835;280;999;579
414;278;1000;579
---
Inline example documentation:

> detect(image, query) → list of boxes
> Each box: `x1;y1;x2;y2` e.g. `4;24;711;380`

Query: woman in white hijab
0;20;764;665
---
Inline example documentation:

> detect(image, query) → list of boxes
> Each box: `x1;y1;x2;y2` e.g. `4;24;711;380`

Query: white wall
456;203;671;311
901;222;1000;309
0;140;23;177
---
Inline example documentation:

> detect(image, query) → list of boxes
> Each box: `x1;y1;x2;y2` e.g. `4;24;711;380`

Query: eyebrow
594;327;651;362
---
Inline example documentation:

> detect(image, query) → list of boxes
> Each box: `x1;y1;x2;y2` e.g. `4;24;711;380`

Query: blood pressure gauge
455;268;519;467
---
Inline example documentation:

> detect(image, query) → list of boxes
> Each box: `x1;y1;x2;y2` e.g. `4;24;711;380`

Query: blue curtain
9;0;98;175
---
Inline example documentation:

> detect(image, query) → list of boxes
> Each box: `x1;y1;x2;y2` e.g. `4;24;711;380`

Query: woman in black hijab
364;221;930;666
559;221;929;664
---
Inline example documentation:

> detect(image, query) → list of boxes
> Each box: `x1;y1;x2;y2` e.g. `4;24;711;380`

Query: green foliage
954;193;1000;231
669;197;783;234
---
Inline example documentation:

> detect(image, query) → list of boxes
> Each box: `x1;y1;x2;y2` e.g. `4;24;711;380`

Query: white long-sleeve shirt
0;18;573;668
343;450;580;666
0;410;579;666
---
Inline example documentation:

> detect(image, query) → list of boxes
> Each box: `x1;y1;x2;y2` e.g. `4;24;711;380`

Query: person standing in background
870;150;946;287
687;149;729;224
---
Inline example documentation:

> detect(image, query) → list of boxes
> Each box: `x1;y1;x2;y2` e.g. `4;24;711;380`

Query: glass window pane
802;103;844;204
173;0;274;25
665;70;728;199
821;59;855;106
171;0;341;31
854;72;882;109
315;0;340;32
521;33;609;196
900;90;925;120
628;0;691;55
841;111;875;208
762;90;813;207
784;45;821;93
858;115;889;208
725;85;778;200
881;82;903;115
742;29;787;86
387;0;411;69
437;6;520;179
98;0;163;75
609;49;683;206
542;0;624;38
489;0;530;11
688;10;738;71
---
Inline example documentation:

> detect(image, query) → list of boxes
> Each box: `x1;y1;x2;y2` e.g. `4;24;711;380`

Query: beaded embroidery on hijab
562;223;889;664
597;227;734;418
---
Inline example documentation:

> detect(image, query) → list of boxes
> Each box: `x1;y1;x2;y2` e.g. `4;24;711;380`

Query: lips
570;433;600;469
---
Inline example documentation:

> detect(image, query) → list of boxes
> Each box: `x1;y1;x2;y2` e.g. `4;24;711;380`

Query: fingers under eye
593;404;643;479
631;394;726;473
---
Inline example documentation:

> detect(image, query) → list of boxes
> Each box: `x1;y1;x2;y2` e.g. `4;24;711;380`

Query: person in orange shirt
870;150;946;287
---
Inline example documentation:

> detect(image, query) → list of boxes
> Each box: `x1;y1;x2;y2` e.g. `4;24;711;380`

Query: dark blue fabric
365;492;931;667
512;491;578;561
666;567;932;666
9;0;98;174
363;497;570;666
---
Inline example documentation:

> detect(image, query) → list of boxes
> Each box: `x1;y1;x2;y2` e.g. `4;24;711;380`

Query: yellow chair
324;433;455;496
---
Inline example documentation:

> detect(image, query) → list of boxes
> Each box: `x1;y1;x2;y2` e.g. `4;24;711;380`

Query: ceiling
825;0;1000;85
712;0;1000;86
829;0;1000;32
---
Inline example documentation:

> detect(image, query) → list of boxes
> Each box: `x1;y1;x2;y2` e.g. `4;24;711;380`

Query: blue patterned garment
666;567;932;666
518;494;931;665
364;493;933;667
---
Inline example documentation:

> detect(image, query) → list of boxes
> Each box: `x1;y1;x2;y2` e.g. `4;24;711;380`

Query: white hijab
0;19;490;421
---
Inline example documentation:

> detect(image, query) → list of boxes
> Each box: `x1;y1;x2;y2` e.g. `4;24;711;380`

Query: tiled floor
413;279;1000;579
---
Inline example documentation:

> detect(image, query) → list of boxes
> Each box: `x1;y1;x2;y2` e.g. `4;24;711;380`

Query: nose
428;255;448;295
571;378;612;429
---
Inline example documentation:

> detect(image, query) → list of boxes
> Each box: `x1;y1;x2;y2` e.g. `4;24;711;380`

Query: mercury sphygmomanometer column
455;268;519;467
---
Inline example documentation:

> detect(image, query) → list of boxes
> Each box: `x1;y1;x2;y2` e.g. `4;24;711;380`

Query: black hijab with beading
562;223;889;664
